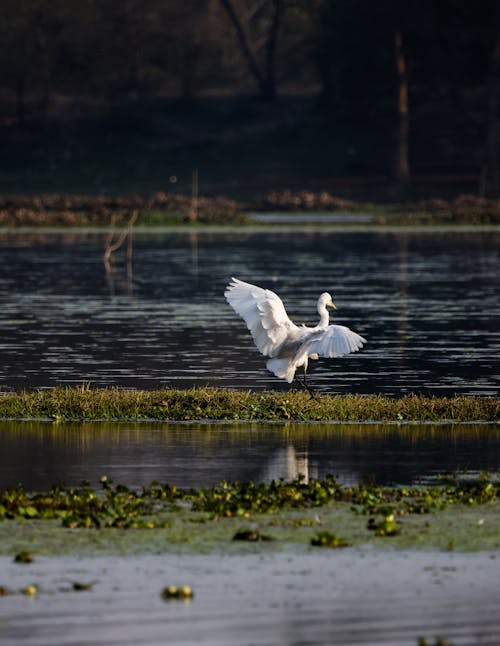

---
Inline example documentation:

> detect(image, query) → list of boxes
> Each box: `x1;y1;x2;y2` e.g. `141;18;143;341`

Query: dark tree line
1;0;500;193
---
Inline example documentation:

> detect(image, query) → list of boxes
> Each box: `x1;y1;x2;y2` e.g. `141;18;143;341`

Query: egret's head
318;292;336;310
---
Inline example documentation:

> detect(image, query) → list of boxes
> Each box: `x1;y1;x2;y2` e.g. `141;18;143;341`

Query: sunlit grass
0;387;497;422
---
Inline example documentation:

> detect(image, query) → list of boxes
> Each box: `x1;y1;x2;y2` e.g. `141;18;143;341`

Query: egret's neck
318;305;329;328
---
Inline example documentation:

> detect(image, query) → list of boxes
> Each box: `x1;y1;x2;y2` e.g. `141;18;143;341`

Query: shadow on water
1;420;499;490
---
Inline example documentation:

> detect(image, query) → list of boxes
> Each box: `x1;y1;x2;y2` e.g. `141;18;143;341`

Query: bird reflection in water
259;446;318;483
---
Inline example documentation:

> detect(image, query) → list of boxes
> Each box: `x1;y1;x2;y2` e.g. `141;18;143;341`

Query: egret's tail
266;358;295;383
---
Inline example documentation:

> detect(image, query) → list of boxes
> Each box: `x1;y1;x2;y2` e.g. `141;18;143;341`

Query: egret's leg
295;366;317;399
304;366;318;399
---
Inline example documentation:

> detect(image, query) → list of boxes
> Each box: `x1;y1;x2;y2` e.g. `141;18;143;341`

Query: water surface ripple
0;228;498;394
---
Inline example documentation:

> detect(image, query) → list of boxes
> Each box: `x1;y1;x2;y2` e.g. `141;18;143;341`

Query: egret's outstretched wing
224;277;297;357
307;324;366;358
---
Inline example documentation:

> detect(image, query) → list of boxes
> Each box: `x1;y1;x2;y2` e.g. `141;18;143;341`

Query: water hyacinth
161;585;194;600
310;531;351;548
0;474;498;529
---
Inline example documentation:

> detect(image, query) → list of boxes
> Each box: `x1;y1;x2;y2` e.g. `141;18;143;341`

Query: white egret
224;277;366;387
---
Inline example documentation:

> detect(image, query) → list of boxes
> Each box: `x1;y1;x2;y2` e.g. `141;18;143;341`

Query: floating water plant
310;531;351;548
367;514;401;536
161;585;194;600
0;474;498;530
232;529;275;542
72;581;94;591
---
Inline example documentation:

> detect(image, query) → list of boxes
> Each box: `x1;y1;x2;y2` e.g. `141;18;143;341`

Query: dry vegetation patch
0;193;246;226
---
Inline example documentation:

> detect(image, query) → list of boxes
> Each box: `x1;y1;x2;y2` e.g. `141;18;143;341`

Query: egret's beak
329;299;337;309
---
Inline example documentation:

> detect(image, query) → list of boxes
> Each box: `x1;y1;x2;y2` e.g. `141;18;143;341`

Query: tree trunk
16;73;26;126
219;0;282;102
181;48;196;102
483;27;500;196
394;30;410;185
263;0;282;102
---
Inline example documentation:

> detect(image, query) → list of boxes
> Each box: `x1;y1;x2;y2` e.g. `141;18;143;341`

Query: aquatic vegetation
72;581;94;591
232;529;275;542
0;387;498;422
161;585;194;600
0;478;185;529
13;550;33;563
310;531;351;548
233;529;260;541
367;514;401;536
193;476;345;516
0;474;498;534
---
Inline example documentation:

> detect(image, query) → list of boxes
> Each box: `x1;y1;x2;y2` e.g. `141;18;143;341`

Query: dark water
0;227;498;394
1;420;499;490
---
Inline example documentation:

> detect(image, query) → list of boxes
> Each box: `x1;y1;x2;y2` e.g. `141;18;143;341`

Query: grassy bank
0;387;498;422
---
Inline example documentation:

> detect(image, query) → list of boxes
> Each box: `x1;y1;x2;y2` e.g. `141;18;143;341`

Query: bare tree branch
104;210;139;265
246;0;268;21
219;0;283;101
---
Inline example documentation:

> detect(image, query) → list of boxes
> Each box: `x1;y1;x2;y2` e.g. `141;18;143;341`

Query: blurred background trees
0;0;498;196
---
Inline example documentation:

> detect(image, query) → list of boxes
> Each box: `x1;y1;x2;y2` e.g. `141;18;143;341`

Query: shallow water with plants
1;471;499;645
1;422;499;645
0;473;499;553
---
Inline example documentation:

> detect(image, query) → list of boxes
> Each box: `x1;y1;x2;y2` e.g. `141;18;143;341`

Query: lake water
2;551;499;646
1;552;499;646
1;420;499;491
1;419;500;646
0;226;498;395
0;226;499;646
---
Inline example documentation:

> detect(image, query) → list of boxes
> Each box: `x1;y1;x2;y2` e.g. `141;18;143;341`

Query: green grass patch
0;387;498;422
